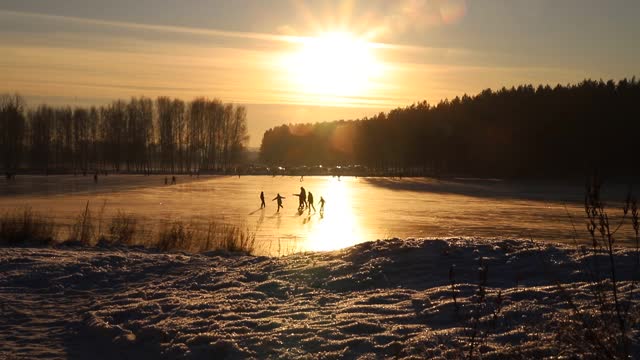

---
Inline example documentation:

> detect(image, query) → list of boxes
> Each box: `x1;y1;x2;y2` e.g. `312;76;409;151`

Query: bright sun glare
284;32;382;98
305;177;363;252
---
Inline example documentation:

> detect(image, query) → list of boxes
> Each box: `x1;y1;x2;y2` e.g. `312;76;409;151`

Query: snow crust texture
1;238;638;359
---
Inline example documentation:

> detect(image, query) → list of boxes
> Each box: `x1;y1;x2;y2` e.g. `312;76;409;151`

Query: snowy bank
1;238;638;359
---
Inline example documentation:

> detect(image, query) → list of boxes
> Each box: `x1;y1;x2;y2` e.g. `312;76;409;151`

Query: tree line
260;78;640;178
0;95;249;173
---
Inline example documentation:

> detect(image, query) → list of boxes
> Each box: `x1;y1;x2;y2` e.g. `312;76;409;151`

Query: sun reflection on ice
304;177;363;252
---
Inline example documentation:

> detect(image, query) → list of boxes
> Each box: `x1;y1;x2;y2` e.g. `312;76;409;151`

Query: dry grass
106;211;138;246
203;221;256;253
0;203;256;255
551;176;640;358
68;201;95;245
0;207;57;246
441;176;639;359
157;220;256;254
156;221;193;251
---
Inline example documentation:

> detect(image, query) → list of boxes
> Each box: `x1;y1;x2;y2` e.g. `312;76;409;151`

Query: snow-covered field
1;175;635;255
1;238;638;359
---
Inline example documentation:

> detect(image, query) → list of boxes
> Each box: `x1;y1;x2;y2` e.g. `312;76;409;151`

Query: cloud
379;0;467;37
276;24;299;37
0;9;303;44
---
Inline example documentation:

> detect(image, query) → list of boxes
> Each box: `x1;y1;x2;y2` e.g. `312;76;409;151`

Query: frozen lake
0;175;634;255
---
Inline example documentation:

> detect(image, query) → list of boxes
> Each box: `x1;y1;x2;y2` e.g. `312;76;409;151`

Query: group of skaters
260;186;325;214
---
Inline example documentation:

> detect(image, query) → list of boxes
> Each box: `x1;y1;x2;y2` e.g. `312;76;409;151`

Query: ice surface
0;175;634;255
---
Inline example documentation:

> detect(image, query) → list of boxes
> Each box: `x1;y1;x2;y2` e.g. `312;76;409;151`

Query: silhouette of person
299;187;307;209
319;196;325;212
260;191;266;208
272;193;285;212
172;176;176;185
307;192;316;213
292;195;301;210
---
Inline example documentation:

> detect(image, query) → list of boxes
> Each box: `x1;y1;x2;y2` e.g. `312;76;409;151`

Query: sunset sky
1;0;639;146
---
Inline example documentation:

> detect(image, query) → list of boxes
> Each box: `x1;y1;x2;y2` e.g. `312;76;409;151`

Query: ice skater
272;193;285;212
299;187;307;209
307;192;316;213
293;186;307;210
260;191;266;208
319;196;325;212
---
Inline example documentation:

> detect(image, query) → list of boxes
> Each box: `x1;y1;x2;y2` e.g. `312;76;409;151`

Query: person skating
293;186;307;210
299;187;307;209
272;193;285;212
307;192;316;213
260;191;266;208
319;196;325;212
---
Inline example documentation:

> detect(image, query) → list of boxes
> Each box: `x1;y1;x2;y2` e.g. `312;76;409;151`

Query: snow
1;238;638;359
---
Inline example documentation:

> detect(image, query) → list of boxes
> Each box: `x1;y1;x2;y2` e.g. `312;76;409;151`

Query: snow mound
1;238;638;359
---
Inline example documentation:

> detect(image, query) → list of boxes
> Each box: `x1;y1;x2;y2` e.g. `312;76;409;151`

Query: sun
283;31;382;98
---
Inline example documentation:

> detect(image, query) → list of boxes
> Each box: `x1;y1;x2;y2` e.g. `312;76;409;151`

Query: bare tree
0;94;26;171
0;94;249;174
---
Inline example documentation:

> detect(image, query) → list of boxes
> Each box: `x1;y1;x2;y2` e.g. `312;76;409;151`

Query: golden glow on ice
304;177;363;252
